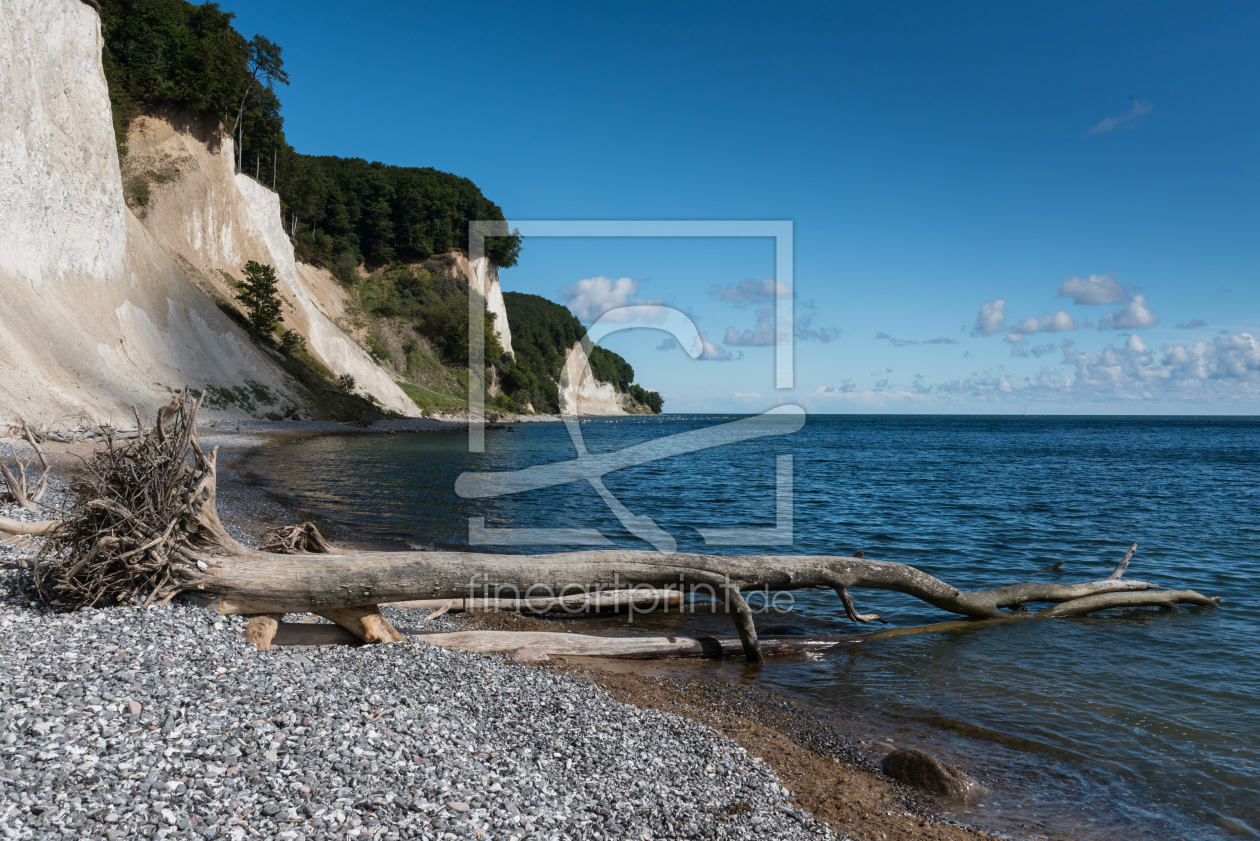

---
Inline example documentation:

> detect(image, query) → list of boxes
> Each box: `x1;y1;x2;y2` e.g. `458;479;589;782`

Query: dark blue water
247;415;1260;840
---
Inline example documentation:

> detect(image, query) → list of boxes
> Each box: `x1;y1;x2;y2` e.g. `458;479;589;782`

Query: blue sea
245;415;1260;840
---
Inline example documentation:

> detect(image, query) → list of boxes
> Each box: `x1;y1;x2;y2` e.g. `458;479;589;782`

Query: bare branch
0;516;55;536
1108;543;1138;580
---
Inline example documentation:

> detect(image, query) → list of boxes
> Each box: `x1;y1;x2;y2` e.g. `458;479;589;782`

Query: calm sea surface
246;415;1260;840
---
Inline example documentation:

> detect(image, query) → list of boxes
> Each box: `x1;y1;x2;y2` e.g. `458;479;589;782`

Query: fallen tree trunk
26;395;1223;661
386;588;686;614
264;623;857;657
407;630;855;659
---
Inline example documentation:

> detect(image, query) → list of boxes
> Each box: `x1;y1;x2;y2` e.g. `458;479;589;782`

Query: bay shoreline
2;419;1077;840
210;421;1062;841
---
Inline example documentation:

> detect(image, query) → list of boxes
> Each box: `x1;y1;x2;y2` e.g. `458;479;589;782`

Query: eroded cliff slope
123;114;418;416
0;0;300;421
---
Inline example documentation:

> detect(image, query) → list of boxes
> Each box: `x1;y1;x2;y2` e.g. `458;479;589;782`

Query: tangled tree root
28;397;201;609
261;523;335;555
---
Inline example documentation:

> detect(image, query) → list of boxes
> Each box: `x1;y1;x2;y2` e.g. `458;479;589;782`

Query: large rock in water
881;748;986;805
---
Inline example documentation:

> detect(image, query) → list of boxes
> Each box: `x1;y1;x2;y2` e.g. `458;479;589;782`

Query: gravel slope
0;562;832;841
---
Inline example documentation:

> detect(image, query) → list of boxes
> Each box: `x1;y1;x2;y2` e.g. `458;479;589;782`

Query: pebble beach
0;544;833;840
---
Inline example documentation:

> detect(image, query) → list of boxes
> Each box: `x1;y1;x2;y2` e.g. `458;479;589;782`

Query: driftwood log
0;516;55;536
386;588;685;614
25;395;1222;662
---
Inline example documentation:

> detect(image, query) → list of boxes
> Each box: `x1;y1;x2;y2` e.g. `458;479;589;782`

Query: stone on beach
882;747;986;804
511;646;550;664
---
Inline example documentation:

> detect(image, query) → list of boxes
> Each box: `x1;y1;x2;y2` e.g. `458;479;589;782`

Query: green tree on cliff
236;261;283;337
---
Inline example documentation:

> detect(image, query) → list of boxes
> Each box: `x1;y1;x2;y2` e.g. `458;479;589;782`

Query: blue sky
219;0;1259;413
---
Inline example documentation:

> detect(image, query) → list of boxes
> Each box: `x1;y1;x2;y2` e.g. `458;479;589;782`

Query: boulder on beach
511;646;550;664
881;747;986;805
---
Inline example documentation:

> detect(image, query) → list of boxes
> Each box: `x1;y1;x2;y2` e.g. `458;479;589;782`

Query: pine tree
236;261;283;337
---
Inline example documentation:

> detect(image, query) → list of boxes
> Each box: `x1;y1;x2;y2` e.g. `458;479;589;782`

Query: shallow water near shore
246;414;1260;840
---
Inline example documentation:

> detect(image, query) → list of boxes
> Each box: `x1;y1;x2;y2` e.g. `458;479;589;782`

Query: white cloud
694;332;738;361
875;332;959;347
1010;342;1058;359
803;380;928;408
1176;319;1207;329
792;306;840;343
561;276;661;322
724;306;781;346
1089;99;1154;136
1099;294;1158;330
1159;333;1260;382
712;279;791;304
656;337;677;351
1070;334;1168;388
732;391;762;399
917;333;1260;404
972;299;1007;336
1059;332;1260;396
1058;273;1128;305
724;299;838;346
1008;310;1078;339
815;380;858;396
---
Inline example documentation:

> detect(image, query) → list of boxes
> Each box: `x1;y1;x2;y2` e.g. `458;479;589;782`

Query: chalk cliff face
0;0;424;420
451;253;514;356
0;0;125;289
558;341;626;416
0;0;299;420
124;114;417;416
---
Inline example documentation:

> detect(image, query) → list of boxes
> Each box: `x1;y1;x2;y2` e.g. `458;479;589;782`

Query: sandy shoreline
3;421;1046;840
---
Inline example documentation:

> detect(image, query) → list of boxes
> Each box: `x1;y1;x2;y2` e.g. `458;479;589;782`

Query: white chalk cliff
0;0;422;420
0;0;301;420
451;252;513;356
557;341;626;416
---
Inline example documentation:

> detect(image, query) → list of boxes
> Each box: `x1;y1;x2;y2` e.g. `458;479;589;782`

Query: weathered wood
1107;543;1138;580
0;516;55;536
316;605;405;644
722;583;764;663
190;545;1185;619
405;630;856;659
261;522;335;555
243;613;283;651
423;599;456;621
836;585;882;623
385;588;685;615
0;425;50;510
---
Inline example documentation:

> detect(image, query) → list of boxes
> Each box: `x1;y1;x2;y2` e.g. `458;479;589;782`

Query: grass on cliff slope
212;299;388;423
